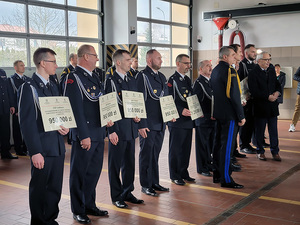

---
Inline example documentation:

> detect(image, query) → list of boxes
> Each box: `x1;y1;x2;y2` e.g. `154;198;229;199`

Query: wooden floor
0;119;300;225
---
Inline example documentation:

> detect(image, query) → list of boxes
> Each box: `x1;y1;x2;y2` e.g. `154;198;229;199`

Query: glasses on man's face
86;53;98;58
261;58;272;61
43;60;57;64
180;62;192;65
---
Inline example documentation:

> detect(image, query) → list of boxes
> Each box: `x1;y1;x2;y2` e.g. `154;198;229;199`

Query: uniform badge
179;77;183;81
91;93;95;97
154;89;157;93
39;82;44;88
183;94;186;98
118;79;122;83
67;79;74;84
87;88;90;92
93;86;96;90
167;83;172;87
186;90;188;93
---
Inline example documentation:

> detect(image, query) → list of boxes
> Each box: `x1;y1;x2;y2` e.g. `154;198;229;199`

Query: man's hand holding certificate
99;92;122;127
186;95;203;120
159;95;179;123
122;90;146;119
39;96;76;132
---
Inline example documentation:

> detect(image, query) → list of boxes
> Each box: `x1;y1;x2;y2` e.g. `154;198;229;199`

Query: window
0;0;103;70
137;0;191;67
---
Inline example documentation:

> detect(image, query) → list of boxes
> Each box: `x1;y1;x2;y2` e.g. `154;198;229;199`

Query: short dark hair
229;44;241;53
245;44;255;50
274;64;280;67
33;47;56;67
176;54;189;63
219;46;234;59
146;49;157;58
13;60;23;67
112;49;131;64
69;53;76;61
77;44;93;57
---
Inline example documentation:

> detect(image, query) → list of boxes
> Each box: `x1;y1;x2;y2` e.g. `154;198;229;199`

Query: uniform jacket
9;73;31;112
248;64;281;118
104;71;138;140
127;67;139;79
277;71;286;103
0;68;15;115
65;66;106;142
167;71;193;129
293;67;300;95
136;65;168;131
193;75;215;127
210;61;244;122
60;65;75;93
241;58;256;72
18;73;65;156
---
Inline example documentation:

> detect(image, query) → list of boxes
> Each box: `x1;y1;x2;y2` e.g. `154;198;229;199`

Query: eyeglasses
43;60;57;64
86;53;98;58
261;58;272;61
180;62;192;65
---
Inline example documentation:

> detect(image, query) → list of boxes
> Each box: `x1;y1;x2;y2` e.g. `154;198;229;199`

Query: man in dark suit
18;47;69;225
105;49;143;208
167;54;194;186
136;49;171;196
210;46;245;189
9;60;30;156
275;64;286;104
65;45;111;224
193;60;214;177
0;68;17;159
248;52;282;161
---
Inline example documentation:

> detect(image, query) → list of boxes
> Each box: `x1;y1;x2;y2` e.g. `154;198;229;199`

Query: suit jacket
193;75;215;127
65;66;106;142
0;69;15;115
294;67;300;95
210;61;244;122
167;71;193;129
136;65;168;131
104;71;138;140
277;71;286;103
18;73;65;156
241;58;256;72
248;64;281;118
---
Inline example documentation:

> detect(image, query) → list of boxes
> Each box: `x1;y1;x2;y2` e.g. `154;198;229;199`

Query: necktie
46;82;53;95
124;75;128;82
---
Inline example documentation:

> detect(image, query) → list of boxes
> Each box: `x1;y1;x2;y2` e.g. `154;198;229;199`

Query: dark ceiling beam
203;3;300;20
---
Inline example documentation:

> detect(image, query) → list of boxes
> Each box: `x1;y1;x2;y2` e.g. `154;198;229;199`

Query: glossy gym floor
0;119;299;225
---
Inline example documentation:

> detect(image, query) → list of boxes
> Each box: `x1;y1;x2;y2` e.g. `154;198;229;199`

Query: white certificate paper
240;77;250;104
186;95;203;120
39;96;77;132
122;90;147;119
99;92;122;127
159;95;179;123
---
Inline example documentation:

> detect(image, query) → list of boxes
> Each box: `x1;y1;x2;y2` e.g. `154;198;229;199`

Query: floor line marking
279;138;300;142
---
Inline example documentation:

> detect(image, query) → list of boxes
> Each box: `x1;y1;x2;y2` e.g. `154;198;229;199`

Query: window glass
172;3;189;24
68;0;98;10
154;47;170;67
137;0;149;18
29;6;65;36
172;26;189;45
68;11;98;38
151;0;170;21
152;23;170;44
0;1;26;33
34;0;64;4
137;21;150;43
30;39;66;67
0;37;27;67
138;46;151;67
172;48;189;67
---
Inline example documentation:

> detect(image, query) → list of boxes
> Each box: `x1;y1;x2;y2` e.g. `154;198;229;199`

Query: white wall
193;0;300;50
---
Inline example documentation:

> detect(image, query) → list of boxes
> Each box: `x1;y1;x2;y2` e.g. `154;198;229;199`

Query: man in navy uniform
9;60;30;156
18;47;69;224
167;54;194;186
0;68;17;159
248;52;282;161
105;49;143;208
128;57;139;78
210;46;245;189
193;60;214;177
65;44;111;224
136;49;171;196
60;53;77;84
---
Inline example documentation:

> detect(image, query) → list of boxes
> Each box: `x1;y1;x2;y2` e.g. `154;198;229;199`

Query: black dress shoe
113;200;128;208
263;142;270;147
73;214;91;224
183;177;196;182
240;147;256;154
221;182;244;189
85;207;108;216
231;156;237;163
199;171;212;177
213;173;220;183
235;152;247;158
171;179;186;185
125;195;144;204
1;153;18;159
231;163;241;172
152;184;169;191
141;187;158;196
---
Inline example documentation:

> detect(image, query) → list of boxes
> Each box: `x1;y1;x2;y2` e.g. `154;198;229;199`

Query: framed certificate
99;92;122;127
186;95;203;120
39;96;77;132
240;77;250;104
122;90;147;119
159;95;179;123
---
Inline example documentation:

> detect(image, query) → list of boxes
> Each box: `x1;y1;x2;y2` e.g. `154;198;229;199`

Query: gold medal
186;90;188;93
183;94;186;98
87;89;90;92
93;86;96;90
154;89;157;93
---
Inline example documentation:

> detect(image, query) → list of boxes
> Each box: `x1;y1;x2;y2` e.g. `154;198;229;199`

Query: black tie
46;82;53;95
124;75;128;82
